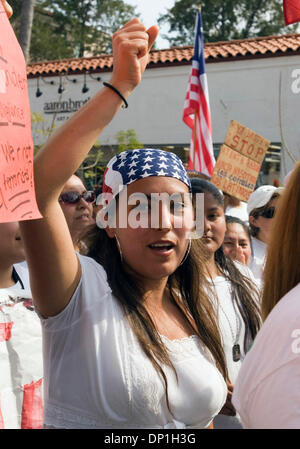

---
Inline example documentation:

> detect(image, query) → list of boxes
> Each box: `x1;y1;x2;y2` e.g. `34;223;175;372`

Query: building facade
27;33;300;183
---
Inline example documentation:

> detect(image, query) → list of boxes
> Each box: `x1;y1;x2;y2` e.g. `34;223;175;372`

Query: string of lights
35;71;102;98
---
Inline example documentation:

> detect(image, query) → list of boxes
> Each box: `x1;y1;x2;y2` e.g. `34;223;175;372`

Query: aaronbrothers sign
211;120;270;202
43;97;91;114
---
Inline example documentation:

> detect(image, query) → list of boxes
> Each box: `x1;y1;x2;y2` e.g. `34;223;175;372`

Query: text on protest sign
0;3;41;223
211;144;261;201
224;120;270;165
211;120;270;202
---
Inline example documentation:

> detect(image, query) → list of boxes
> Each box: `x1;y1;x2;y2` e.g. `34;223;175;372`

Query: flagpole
191;5;201;169
191;4;201;169
192;108;197;168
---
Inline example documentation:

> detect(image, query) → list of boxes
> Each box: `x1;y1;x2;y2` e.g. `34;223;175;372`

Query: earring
115;234;123;262
179;238;191;266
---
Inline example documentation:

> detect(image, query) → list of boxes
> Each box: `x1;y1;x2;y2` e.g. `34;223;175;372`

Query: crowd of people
1;0;300;429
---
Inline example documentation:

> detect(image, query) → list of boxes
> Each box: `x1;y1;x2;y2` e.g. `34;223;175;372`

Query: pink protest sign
0;3;41;222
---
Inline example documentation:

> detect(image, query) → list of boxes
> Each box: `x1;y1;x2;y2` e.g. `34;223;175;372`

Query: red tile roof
27;33;300;78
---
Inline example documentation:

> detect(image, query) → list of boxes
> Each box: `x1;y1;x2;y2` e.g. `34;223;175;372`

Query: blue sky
125;0;175;49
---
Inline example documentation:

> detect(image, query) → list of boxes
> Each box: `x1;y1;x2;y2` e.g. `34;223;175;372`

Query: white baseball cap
247;185;284;215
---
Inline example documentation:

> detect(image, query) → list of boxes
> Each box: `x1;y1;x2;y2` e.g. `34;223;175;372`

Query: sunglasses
59;191;96;205
258;206;276;219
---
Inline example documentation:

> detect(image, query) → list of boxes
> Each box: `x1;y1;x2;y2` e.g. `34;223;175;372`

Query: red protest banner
0;2;41;223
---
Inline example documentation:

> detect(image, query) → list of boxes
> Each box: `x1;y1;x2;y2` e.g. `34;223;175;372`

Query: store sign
211;120;270;202
43;97;91;114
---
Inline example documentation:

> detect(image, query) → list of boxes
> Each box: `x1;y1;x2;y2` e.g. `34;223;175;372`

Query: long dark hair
83;221;228;410
190;178;261;354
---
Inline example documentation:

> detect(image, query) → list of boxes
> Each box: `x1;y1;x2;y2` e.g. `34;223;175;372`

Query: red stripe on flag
283;0;300;25
102;167;112;194
190;84;200;93
21;379;43;429
198;80;212;133
195;114;213;173
198;94;214;172
0;322;14;341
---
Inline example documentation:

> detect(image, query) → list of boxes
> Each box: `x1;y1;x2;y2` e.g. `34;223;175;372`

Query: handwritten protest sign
0;3;41;223
211;120;270;202
224;120;270;165
211;144;262;201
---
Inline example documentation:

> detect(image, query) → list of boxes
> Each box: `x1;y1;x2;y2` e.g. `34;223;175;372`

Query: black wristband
103;82;128;109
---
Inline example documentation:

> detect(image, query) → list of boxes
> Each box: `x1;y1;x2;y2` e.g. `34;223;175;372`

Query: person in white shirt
247;185;284;286
232;162;300;428
18;20;228;429
0;223;43;429
190;178;261;429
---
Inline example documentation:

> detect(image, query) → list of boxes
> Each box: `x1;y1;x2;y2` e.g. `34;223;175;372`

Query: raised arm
19;19;159;317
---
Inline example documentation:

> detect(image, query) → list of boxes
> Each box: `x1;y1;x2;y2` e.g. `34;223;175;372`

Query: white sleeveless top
40;254;227;429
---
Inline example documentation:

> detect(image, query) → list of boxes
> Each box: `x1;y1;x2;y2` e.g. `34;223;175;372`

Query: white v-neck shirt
40;254;227;429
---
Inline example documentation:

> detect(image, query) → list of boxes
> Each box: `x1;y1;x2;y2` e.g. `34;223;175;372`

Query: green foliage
158;0;300;46
115;129;144;153
9;0;137;62
31;112;56;151
78;129;144;187
78;146;106;189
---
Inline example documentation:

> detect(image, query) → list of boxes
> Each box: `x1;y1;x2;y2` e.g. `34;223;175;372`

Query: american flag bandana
102;149;191;204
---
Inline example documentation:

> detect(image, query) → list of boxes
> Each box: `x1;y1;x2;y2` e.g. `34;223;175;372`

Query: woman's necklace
218;292;242;362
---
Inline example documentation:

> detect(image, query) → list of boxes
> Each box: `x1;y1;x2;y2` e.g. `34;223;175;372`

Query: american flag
182;10;215;177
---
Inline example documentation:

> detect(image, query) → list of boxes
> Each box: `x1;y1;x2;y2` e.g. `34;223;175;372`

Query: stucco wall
27;53;300;178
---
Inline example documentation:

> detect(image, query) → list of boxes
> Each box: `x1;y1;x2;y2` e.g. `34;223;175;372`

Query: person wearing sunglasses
247;185;284;287
59;175;95;254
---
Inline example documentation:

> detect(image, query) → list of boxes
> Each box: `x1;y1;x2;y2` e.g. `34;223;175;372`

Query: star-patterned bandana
102;149;191;203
